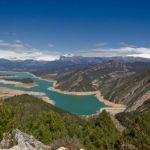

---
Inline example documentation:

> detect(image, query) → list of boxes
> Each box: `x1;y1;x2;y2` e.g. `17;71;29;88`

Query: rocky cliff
0;129;51;150
101;69;150;111
0;130;76;150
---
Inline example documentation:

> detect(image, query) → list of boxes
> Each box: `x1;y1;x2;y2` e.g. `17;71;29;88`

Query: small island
4;78;34;84
0;78;37;88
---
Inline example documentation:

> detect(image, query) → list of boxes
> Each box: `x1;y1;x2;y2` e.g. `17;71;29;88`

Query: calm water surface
0;71;106;115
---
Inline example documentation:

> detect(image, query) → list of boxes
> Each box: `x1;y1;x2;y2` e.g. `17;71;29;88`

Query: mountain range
1;56;150;71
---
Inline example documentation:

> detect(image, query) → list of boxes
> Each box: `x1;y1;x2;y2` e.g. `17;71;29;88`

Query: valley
0;71;107;115
0;57;150;149
38;58;150;113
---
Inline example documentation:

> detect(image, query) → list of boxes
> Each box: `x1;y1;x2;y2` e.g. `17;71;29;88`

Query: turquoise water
0;71;106;115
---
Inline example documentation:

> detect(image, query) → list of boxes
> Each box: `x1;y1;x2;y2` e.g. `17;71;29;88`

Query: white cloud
128;53;150;58
14;40;22;43
95;42;108;47
48;43;55;48
0;40;59;61
1;40;150;60
75;46;150;58
120;42;136;47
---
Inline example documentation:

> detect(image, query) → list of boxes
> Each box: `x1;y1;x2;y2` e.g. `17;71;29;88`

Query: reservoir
0;71;106;115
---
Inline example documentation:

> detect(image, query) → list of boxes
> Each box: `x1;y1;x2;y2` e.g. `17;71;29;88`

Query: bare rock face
126;90;150;112
0;130;83;150
0;129;51;150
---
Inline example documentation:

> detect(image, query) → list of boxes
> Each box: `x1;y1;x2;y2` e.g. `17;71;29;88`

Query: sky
0;0;150;60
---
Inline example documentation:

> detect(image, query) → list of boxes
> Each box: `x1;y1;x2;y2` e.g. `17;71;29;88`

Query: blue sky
0;0;150;60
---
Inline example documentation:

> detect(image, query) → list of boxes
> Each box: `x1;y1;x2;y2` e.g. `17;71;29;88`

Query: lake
0;71;106;115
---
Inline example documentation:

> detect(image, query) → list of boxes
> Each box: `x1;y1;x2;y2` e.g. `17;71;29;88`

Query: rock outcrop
0;130;84;150
0;129;51;150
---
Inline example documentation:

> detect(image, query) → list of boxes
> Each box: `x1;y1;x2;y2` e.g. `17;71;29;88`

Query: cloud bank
1;40;150;61
0;40;59;61
75;46;150;58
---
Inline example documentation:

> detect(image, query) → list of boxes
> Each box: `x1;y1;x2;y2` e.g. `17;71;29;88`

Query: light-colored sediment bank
0;79;38;88
48;83;126;116
49;86;99;95
0;87;55;105
95;92;126;115
18;75;126;116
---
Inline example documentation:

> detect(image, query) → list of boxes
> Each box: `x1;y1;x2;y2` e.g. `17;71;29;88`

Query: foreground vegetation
0;94;150;149
116;110;150;149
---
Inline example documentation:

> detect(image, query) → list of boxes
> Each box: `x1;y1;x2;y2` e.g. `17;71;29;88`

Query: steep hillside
55;61;129;92
136;98;150;112
101;69;150;111
52;61;150;112
116;110;150;149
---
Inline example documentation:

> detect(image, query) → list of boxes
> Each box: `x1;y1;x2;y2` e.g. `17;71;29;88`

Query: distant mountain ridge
1;56;150;74
0;59;48;71
1;56;150;68
59;56;150;63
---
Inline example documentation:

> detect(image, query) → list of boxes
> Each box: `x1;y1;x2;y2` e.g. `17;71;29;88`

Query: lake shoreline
0;87;55;106
45;78;126;116
0;71;126;116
